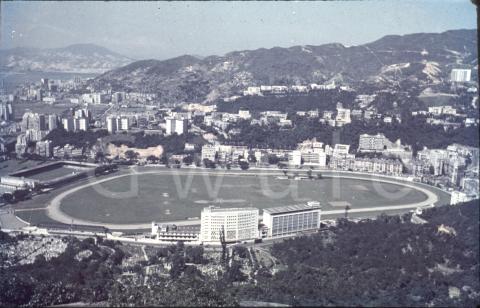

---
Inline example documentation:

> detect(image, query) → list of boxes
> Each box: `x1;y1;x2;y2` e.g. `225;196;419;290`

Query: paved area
0;207;29;230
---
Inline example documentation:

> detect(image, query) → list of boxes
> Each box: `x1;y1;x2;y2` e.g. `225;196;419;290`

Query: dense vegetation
234;200;479;307
217;89;356;115
110;132;205;154
224;115;479;152
44;128;109;148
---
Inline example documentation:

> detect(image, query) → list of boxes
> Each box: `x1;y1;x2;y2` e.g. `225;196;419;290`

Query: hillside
1;200;478;307
90;29;477;103
0;44;133;74
237;200;480;306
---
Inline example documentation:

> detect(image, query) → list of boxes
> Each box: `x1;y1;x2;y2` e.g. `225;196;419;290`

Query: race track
45;169;441;230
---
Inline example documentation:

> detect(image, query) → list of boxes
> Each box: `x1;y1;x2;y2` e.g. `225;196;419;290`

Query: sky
1;1;477;60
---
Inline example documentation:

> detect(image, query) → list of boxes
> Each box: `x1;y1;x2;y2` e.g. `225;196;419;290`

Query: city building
358;133;388;152
332;144;350;158
352;157;403;176
74;117;88;131
165;117;188;135
74;108;92;121
262;202;321;238
106;116;119;133
0;176;38;191
428;106;457;116
48;114;58;131
450;69;471;82
300;149;327;167
450;190;475;205
62;117;75;132
243;87;262;96
288;150;302;166
151;223;199;242
0;102;13;121
238;109;252;120
201;144;217;161
15;134;28;157
335;108;351;126
184;143;196;152
35;140;53;157
119;117;129;131
21;112;46;132
200;206;259;243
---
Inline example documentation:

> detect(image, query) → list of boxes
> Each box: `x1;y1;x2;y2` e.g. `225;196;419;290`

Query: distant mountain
91;29;478;103
0;44;133;74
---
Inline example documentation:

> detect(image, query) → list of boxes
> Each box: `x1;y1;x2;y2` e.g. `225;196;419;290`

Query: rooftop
263;202;321;215
203;206;258;213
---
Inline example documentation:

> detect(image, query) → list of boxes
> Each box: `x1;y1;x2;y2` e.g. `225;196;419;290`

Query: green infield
53;170;446;225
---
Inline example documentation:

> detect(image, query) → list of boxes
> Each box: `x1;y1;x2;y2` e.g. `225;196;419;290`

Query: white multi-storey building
450;191;475;205
301;149;327;167
48;114;58;131
165;117;188;135
35;140;53;157
332;144;350;157
74;117;88;131
62;117;75;132
288;150;302;166
106;116;118;133
238;109;252;120
119;117;129;131
450;69;471;82
201;144;217;161
262;202;321;238
335;108;351;126
358;133;388;152
200;206;259;243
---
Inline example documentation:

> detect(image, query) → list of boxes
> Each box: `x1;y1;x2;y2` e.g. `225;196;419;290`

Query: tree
223;260;247;283
124;150;138;161
170;253;186;279
185;246;204;264
268;154;280;165
203;159;216;169
239;161;249;170
146;155;158;163
160;155;169;165
182;155;194;165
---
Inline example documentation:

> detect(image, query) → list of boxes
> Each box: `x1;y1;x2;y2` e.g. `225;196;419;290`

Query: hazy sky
1;1;477;60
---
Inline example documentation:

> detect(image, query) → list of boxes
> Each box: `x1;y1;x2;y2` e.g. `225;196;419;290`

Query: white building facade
263;202;321;238
200;207;259;243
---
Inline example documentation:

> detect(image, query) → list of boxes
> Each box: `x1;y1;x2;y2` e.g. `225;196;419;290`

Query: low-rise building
151;223;199;242
201;144;217;161
288;150;302;166
450;190;475;205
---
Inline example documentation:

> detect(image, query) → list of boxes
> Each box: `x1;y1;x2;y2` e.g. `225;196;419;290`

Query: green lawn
58;173;438;224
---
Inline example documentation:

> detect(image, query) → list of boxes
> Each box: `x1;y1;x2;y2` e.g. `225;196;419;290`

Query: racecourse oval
46;169;450;229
